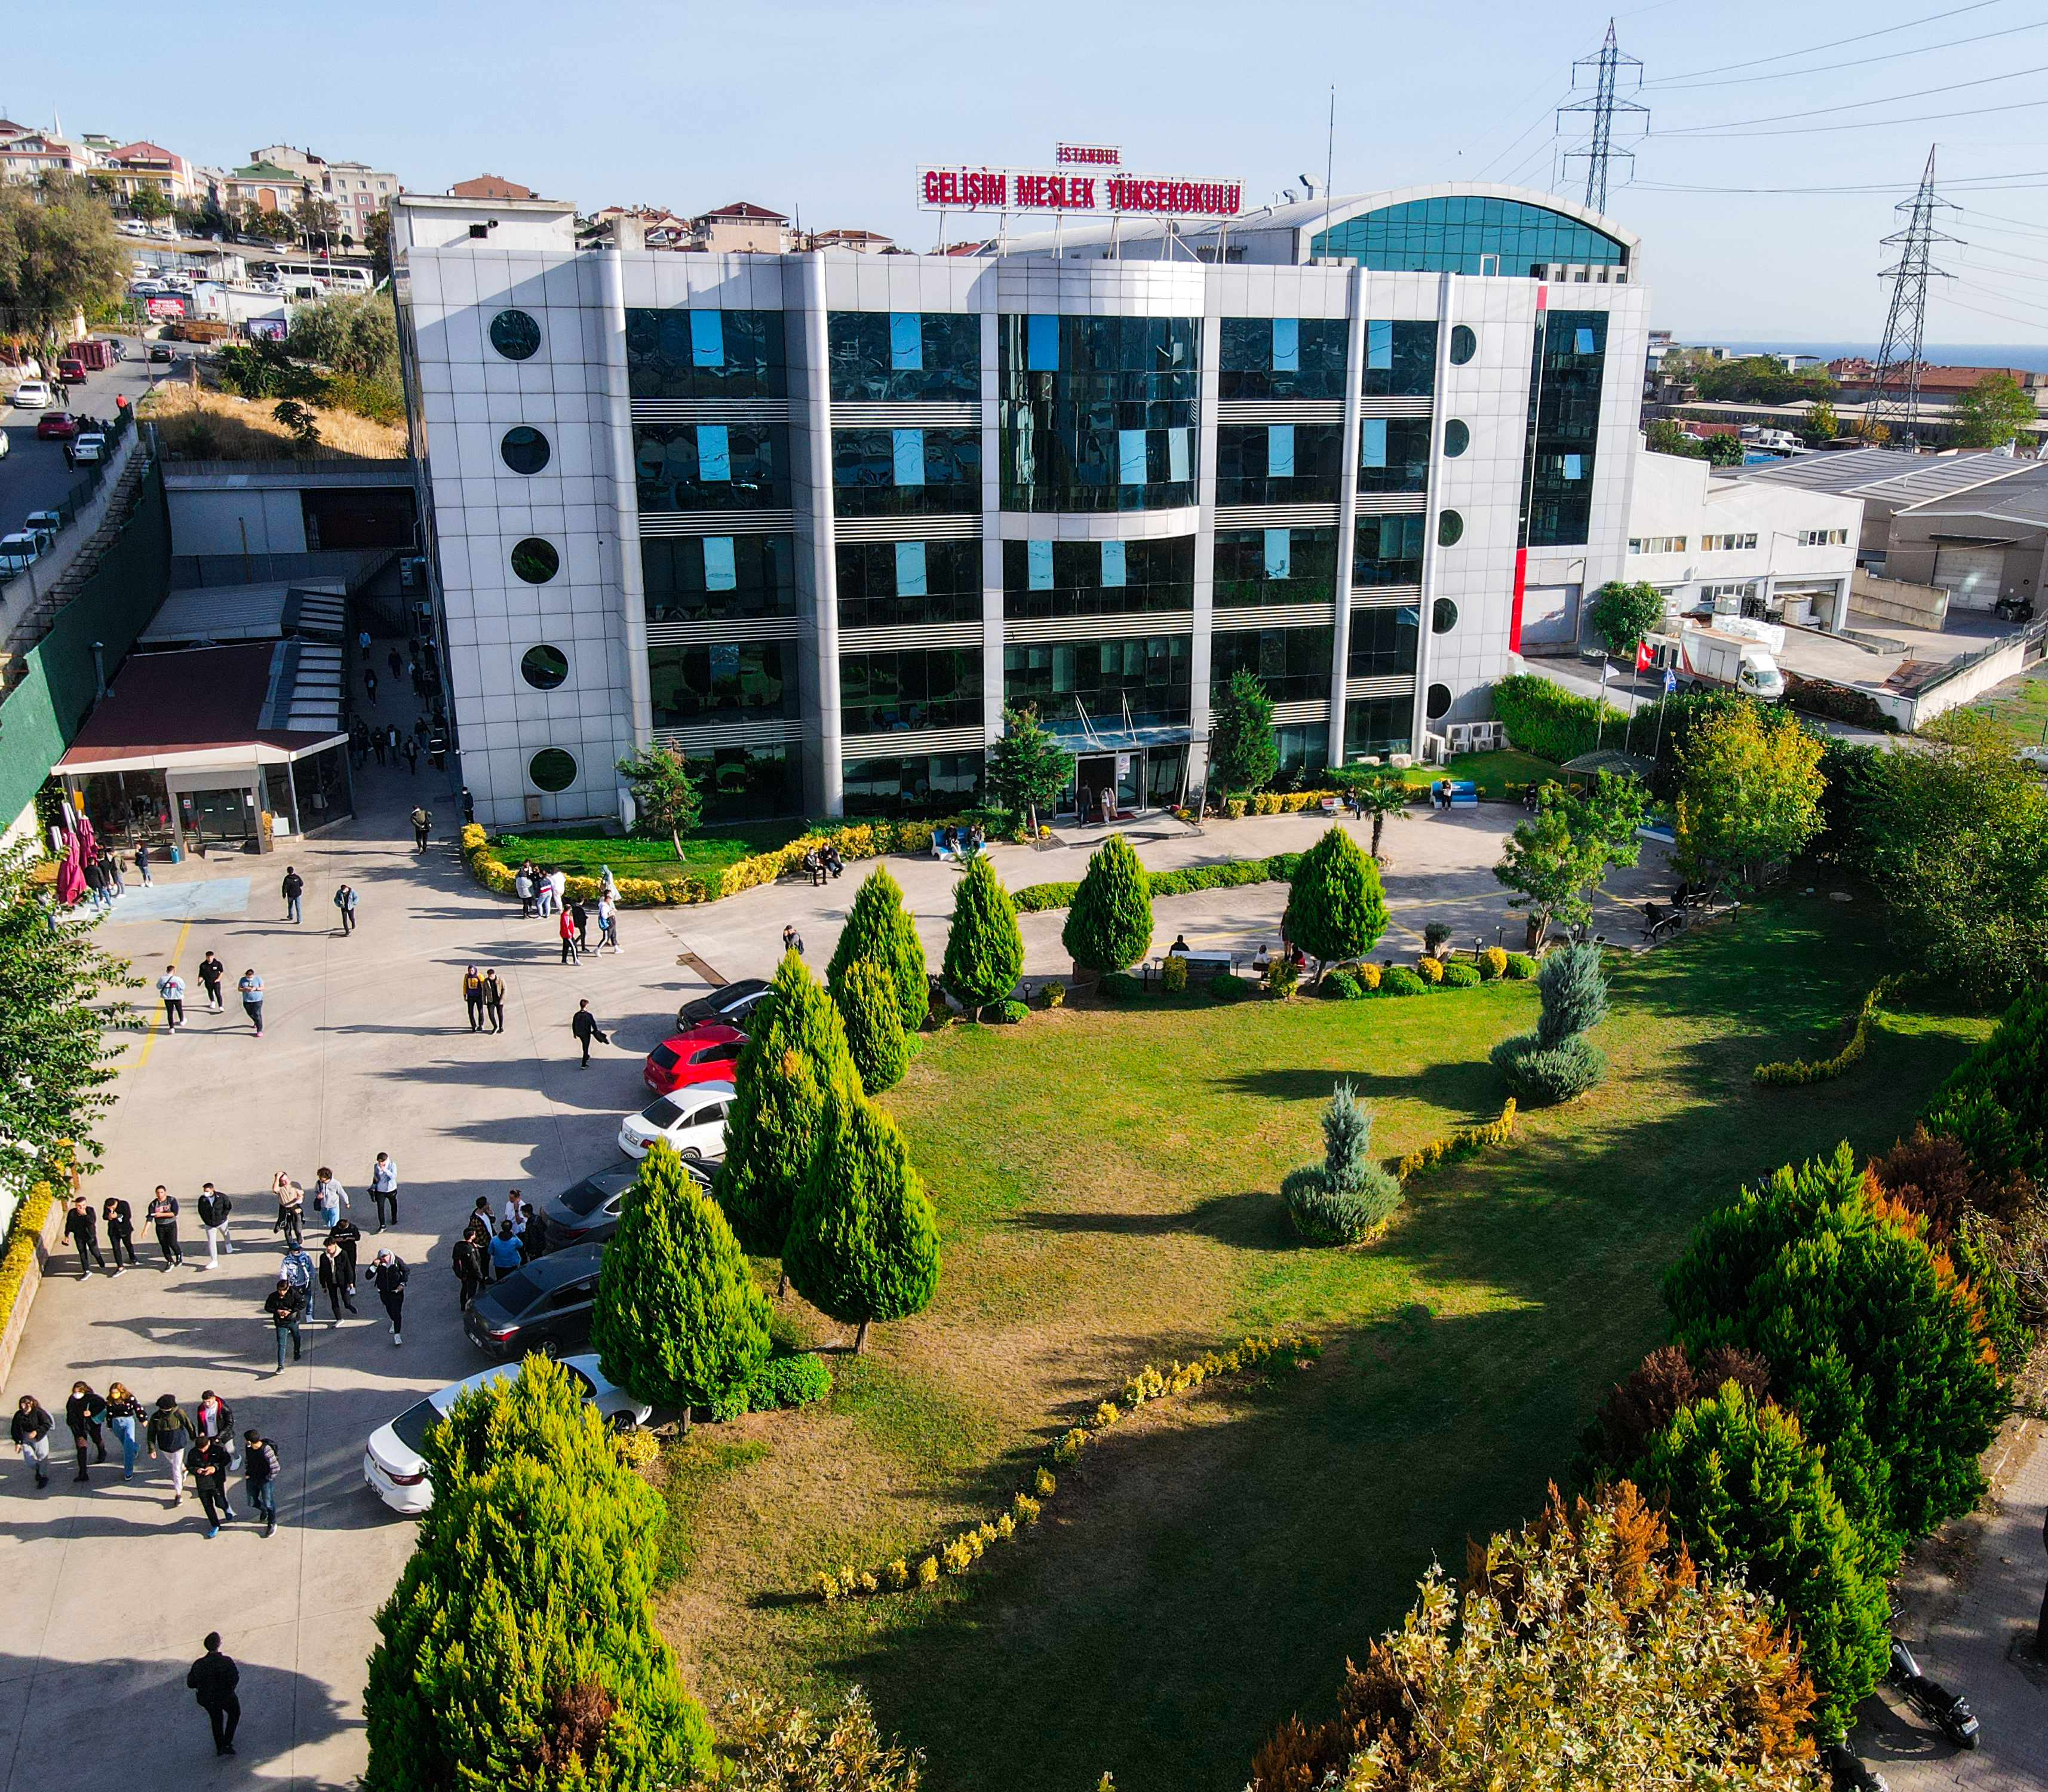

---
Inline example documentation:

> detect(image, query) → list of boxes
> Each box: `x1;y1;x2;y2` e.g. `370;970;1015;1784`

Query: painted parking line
130;917;192;1072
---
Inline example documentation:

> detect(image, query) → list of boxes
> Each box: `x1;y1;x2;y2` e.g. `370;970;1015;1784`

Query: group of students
10;1383;283;1539
514;861;624;959
451;1190;548;1311
150;948;269;1036
259;1165;410;1357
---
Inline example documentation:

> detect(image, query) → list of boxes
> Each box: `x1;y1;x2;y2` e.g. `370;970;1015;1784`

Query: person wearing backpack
263;1278;306;1370
451;1230;484;1312
333;882;358;936
280;866;303;923
186;1633;240;1757
145;1394;192;1504
243;1431;282;1538
195;1183;233;1268
369;1250;409;1346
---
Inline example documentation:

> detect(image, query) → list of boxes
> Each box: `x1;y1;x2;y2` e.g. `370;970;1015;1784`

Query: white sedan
362;1352;649;1514
9;381;51;409
617;1080;733;1162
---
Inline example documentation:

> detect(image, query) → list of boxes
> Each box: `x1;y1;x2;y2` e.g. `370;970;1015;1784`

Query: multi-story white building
391;183;1651;830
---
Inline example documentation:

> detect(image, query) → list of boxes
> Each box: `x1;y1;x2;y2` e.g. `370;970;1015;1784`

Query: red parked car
643;1022;745;1096
36;412;78;439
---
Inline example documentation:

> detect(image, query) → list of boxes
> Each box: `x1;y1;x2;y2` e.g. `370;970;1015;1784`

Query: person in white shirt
546;869;567;916
368;1153;398;1231
503;1190;532;1231
156;965;186;1032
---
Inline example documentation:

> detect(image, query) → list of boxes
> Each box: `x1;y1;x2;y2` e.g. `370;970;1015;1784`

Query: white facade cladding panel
395;190;1651;826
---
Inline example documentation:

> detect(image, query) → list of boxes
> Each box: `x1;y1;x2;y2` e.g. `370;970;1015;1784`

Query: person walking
570;998;606;1067
452;1229;485;1311
482;969;506;1033
368;1153;398;1231
385;723;400;765
281;866;303;923
105;1383;143;1478
103;851;125;898
146;1186;183;1268
64;1383;108;1483
411;804;431;850
597;892;621;955
572;898;590;955
326;1201;362;1276
195;1391;237;1475
387;646;401;680
522;1202;549;1262
187;1432;234;1536
369;1250;409;1345
403;737;419;776
462;965;486;1031
187;1634;240;1756
364;667;378;705
558;906;579;965
102;1192;135;1272
461;786;475;824
79;855;105;914
146;1395;191;1504
317;1240;357;1324
242;1431;281;1538
195;1183;233;1268
196;950;225;1012
280;1234;315;1298
514;865;535;917
371;728;388;767
238;967;265;1036
486;1222;526;1284
11;1396;53;1490
782;923;804;958
271;1172;303;1247
136;842;153;886
263;1278;306;1370
310;1168;348;1233
548;867;567;916
333;882;358;935
65;1195;106;1275
155;963;185;1032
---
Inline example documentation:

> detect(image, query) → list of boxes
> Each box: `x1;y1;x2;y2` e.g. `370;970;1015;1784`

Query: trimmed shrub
1283;826;1390;968
1754;976;1901;1087
1099;971;1146;1002
1441;961;1481;989
1491;672;1625;765
1014;880;1080;914
1414;956;1444;986
1381;966;1427;997
1211;971;1253;1002
1504;953;1537;978
1282;1083;1404;1245
1263;958;1301;998
1037;979;1066;1010
1159;953;1189;994
1390;1100;1518;1180
1354;961;1383;992
1534;944;1608;1044
1921;982;2048;1180
1423;922;1454;958
997;999;1029;1024
1478;946;1509;980
747;1352;832;1411
1063;833;1155;974
1322;969;1364;1001
835;956;909;1096
827;866;927;1033
1491;1032;1604;1104
941;855;1024;1017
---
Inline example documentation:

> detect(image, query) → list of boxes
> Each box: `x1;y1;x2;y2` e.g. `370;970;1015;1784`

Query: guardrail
0;409;137;582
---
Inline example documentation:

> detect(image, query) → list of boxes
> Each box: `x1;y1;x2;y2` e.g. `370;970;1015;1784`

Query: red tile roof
59;645;334;767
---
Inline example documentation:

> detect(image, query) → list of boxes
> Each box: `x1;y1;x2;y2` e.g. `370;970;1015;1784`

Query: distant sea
1716;340;2048;373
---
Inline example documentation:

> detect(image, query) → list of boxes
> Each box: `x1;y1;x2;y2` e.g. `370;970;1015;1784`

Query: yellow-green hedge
0;1182;57;1345
1754;977;1905;1087
1388;1100;1518;1180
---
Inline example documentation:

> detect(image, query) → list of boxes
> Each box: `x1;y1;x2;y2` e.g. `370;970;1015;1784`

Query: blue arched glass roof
1310;196;1628;276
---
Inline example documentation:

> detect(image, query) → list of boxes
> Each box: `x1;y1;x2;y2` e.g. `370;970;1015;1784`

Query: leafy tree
1283;825;1389;973
1063;833;1153;974
1949;371;2037;449
985;705;1074;834
827;865;926;1033
1703;433;1745;468
287;290;400;383
834;956;908;1095
128;186;171;222
1210;668;1279;798
1920;985;2048;1183
1588;581;1665;655
1645;418;1705;460
1662;1142;2008;1569
1493;772;1645;946
614;744;703;861
592;1140;772;1423
293;195;344;247
717;952;859;1257
1688;354;1839;407
783;1090;941;1354
0;842;140;1185
365;1357;714;1791
1634;1382;1892;1734
1674;706;1825;885
1581;1341;1773;1476
0;179;125;342
941;854;1023;1018
717;1687;922;1790
1806;400;1840;442
272;397;321;454
235;199;298;244
364;208;394;281
1249;1481;1815;1792
1280;1082;1403;1245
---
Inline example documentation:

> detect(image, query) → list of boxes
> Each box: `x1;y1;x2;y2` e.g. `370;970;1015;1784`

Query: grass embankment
1392;747;1562;798
139;383;408;459
1955;663;2048;754
655;889;1988;1791
490;820;810;883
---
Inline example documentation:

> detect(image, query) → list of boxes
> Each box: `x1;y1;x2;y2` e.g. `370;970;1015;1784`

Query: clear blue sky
16;0;2048;346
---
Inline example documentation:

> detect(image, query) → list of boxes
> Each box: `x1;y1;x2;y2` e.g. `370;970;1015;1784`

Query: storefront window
831;427;980;516
1274;724;1331;778
1003;635;1192;732
828;312;980;401
1214;527;1338;609
642;534;797;622
1354;514;1426;587
1209;626;1334;705
1002;535;1194;618
1356;417;1431;493
73;770;173;845
842;751;985;818
839;647;984;737
1347;605;1420;678
680;745;794;821
1215;423;1344;506
634;422;790;511
625;308;787;399
647;640;800;728
1218;318;1349;400
838;539;983;628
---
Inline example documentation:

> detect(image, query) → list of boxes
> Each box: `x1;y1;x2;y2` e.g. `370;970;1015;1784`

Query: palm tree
1352;775;1413;864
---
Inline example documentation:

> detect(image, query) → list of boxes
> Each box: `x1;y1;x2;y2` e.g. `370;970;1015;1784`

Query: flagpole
1595;661;1609;757
1653;667;1672;762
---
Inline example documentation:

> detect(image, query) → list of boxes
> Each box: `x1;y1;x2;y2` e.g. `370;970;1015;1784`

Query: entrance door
179;787;255;842
1113;751;1142;814
1932;545;2006;609
1077;754;1114;824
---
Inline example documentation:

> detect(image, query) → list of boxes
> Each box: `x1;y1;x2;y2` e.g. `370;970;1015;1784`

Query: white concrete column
1328;265;1368;768
1408;272;1457;756
595;250;653;755
795;254;842;816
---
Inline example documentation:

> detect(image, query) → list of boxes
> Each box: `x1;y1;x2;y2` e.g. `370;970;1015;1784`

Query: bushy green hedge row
1922;983;2048;1179
1014;852;1304;915
1490;674;1628;766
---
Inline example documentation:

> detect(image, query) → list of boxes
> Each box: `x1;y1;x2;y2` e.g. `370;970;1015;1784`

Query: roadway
1;338;185;537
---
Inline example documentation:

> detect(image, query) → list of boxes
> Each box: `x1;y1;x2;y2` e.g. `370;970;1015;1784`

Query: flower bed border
1387;1099;1518;1180
1754;977;1905;1086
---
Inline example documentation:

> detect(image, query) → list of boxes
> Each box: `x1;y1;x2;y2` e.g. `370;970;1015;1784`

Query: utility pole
1871;147;1961;447
1559;20;1647;216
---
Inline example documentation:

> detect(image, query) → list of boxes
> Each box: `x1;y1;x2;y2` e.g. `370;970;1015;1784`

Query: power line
1648;0;2009;84
1655;58;2048;136
1660;93;2048;139
1872;148;1963;440
1649;10;2043;89
1626;171;2048;194
1558;19;1648;213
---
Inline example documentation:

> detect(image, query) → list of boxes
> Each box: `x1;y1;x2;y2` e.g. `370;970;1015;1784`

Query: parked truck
1648;622;1786;701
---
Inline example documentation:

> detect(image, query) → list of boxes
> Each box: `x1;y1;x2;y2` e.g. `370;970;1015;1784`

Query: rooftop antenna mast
1871;146;1961;447
1558;20;1646;216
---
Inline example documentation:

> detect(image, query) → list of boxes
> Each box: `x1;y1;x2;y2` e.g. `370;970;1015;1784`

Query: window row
1003;535;1195;618
648;640;799;729
1002;636;1191;731
840;646;982;737
828;311;980;402
626;308;787;399
832;426;981;516
1214;526;1337;609
1699;532;1759;552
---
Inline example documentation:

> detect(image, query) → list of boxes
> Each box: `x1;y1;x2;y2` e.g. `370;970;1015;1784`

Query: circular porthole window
1437;510;1464;547
1444;419;1470;458
510;537;560;584
490;309;542;360
1432;598;1459;634
1426;683;1453;721
521;645;569;691
501;426;551;475
528;748;578;792
1449;324;1476;365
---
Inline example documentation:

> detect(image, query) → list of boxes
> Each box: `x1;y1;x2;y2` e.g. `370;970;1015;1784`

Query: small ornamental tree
1210;668;1279;799
835;956;909;1095
1589;581;1666;656
1352;773;1411;863
1063;833;1154;975
1281;1082;1403;1245
717;952;859;1257
985;705;1074;836
827;864;926;1033
366;1358;714;1791
1491;942;1608;1104
1634;1381;1892;1734
615;742;704;861
941;853;1023;1019
1493;773;1646;948
1283;824;1390;974
592;1140;772;1425
783;1090;941;1354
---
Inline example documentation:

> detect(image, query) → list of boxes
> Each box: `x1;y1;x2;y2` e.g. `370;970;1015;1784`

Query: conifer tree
1282;824;1390;973
941;853;1023;1019
716;952;859;1256
592;1140;772;1423
1062;832;1155;975
827;864;927;1033
783;1090;941;1354
836;955;910;1094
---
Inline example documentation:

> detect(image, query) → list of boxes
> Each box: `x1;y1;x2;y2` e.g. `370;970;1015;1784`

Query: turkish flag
1635;639;1655;673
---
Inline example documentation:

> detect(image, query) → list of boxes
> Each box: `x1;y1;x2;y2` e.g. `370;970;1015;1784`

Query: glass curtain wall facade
837;539;982;628
1213;527;1340;609
1311;197;1629;277
1003;537;1195;618
1520;310;1607;549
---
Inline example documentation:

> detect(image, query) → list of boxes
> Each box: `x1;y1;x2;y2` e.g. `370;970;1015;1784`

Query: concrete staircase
0;446;153;688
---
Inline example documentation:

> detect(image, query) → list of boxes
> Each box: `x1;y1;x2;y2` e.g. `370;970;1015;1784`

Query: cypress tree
365;1358;714;1791
1062;832;1155;975
941;854;1024;1019
836;955;910;1094
827;864;927;1033
592;1140;772;1423
1282;824;1390;972
783;1089;941;1354
716;951;859;1256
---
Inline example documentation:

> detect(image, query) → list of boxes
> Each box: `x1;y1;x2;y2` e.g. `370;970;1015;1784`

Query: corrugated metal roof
1729;449;2028;506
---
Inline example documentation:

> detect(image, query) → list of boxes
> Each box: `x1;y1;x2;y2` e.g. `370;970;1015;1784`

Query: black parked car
675;977;772;1034
463;1242;607;1358
541;1158;713;1254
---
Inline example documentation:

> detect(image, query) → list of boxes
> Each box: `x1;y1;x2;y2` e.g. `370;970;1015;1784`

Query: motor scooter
1821;1739;1889;1791
1888;1637;1980;1749
1994;594;2036;624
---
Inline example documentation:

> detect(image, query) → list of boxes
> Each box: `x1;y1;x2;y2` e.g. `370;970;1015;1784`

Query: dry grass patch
140;381;407;459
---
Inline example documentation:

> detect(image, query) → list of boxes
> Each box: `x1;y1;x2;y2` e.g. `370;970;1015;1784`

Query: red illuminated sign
1057;143;1122;166
918;164;1242;217
1107;175;1242;218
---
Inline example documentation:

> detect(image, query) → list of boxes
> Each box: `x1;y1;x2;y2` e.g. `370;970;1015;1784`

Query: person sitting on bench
1168;935;1190;955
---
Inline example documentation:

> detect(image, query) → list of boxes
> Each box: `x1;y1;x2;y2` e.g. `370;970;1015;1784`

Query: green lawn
1954;664;2048;754
1392;747;1562;799
490;818;809;882
655;891;1988;1790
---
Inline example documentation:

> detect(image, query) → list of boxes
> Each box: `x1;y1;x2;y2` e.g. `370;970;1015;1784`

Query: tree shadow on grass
1221;1055;1506;1116
1009;1189;1295;1251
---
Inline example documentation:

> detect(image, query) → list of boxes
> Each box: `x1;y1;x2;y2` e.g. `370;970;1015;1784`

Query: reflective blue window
689;311;724;367
894;541;927;597
1311;196;1629;278
1003;536;1194;619
626;309;785;398
1119;429;1148;485
1268;425;1295;480
890;312;923;370
633;423;787;511
1101;539;1126;587
1272;318;1299;372
642;534;796;622
1027;538;1054;590
1366;321;1392;370
828;312;978;400
1027;314;1059;371
833;427;980;517
702;536;737;590
837;539;981;627
1360;419;1386;468
1264;529;1291;581
1357;418;1430;494
696;425;731;482
1361;322;1436;397
1215;527;1337;609
1218;318;1346;398
892;429;926;487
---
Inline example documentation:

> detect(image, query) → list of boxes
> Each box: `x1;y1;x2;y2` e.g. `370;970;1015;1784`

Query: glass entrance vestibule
1062;741;1189;822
